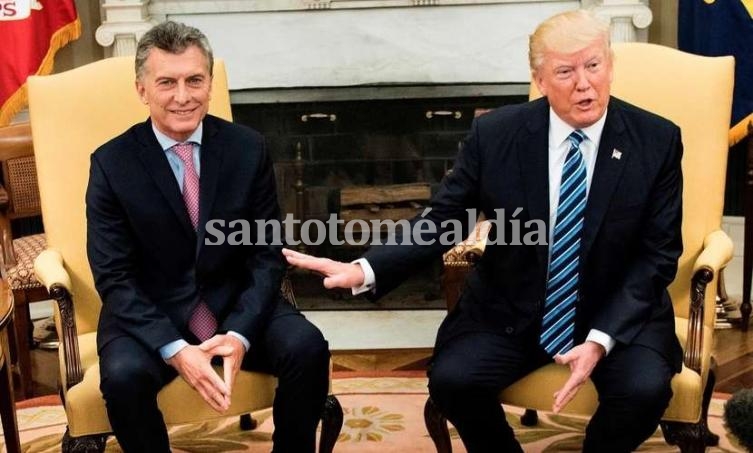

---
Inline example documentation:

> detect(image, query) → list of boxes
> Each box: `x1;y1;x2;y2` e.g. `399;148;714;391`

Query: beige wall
648;0;678;48
54;0;104;73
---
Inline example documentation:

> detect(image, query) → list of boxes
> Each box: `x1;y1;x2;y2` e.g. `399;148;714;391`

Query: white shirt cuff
351;258;376;295
586;329;616;355
159;339;189;360
227;331;250;351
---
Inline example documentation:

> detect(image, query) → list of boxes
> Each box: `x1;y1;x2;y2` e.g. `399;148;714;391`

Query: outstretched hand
282;248;366;289
551;341;605;413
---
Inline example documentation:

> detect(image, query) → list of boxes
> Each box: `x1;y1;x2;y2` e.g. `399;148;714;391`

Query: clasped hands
166;333;245;413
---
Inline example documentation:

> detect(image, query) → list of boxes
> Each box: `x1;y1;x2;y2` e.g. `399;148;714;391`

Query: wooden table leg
11;290;32;399
8;285;53;400
742;208;752;330
0;331;21;453
742;123;753;331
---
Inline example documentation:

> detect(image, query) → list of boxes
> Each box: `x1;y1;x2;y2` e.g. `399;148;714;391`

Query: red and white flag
0;0;80;125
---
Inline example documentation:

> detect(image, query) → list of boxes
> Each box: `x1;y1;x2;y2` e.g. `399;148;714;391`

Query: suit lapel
196;117;224;250
518;99;550;272
580;100;629;261
133;120;195;239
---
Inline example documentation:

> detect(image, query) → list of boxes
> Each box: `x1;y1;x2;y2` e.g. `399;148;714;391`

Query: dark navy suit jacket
365;97;684;371
87;114;286;354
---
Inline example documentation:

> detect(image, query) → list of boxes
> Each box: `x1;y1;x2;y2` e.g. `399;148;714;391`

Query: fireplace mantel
148;0;581;14
96;0;651;98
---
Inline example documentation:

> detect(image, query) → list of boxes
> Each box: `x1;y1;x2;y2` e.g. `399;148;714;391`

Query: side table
0;280;21;453
740;120;753;330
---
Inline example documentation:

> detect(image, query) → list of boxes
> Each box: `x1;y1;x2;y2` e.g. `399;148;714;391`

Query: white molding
96;21;156;56
96;0;650;82
166;2;579;89
96;0;154;56
147;0;570;14
592;0;652;43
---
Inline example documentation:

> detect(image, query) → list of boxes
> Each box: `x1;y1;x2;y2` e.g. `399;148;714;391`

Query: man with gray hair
285;9;683;452
87;21;330;452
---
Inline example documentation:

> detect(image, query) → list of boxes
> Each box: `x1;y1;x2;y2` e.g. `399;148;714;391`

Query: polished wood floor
714;327;753;394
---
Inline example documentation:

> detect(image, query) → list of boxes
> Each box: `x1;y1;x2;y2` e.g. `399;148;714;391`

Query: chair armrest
0;184;14;268
443;220;491;265
442;221;491;311
0;184;8;209
34;249;83;388
34;249;72;292
281;274;298;307
684;230;733;373
729;114;753;147
693;230;734;274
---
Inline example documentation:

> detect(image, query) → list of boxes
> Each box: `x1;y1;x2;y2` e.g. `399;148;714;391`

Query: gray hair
135;21;214;79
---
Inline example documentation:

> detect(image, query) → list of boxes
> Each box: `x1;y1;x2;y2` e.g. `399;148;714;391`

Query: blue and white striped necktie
539;129;587;356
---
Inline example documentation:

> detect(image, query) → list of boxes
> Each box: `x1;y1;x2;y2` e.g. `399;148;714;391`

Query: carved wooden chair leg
700;368;719;446
660;370;718;453
659;420;706;453
239;413;257;431
319;394;343;453
520;408;538;426
61;428;108;453
424;396;452;453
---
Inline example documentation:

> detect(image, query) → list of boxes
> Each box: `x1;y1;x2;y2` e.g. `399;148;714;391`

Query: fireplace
232;90;527;309
94;0;653;310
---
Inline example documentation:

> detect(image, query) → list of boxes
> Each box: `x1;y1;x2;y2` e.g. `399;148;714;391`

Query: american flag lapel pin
611;149;622;160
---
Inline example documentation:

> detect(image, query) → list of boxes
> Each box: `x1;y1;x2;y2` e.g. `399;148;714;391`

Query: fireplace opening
232;92;528;310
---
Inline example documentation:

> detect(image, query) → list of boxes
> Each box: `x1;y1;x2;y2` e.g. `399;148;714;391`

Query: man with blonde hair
284;9;682;452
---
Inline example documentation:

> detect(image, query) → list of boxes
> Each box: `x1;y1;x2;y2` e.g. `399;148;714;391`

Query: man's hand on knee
552;341;606;414
167;345;230;413
199;334;245;397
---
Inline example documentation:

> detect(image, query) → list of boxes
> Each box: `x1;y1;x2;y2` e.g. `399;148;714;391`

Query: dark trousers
428;332;674;453
99;308;330;453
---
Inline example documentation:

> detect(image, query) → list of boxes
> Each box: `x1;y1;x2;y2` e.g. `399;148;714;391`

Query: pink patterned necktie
172;143;217;341
172;143;200;229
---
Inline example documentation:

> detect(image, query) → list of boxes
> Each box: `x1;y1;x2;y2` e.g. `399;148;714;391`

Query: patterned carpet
2;372;745;452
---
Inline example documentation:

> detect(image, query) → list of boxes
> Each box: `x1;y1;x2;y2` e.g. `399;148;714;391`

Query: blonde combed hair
529;9;611;71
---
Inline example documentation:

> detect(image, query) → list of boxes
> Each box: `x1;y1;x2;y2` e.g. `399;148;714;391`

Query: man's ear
532;70;547;97
135;80;148;104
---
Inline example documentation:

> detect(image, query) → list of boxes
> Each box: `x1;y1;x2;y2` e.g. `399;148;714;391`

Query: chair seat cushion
499;362;702;423
64;333;278;437
7;233;45;290
499;317;709;424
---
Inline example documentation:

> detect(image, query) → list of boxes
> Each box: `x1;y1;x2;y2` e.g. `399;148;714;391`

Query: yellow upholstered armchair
27;57;342;452
730;116;753;330
426;42;734;452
